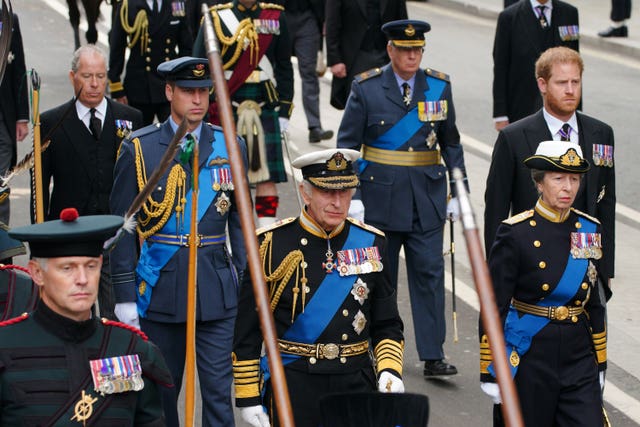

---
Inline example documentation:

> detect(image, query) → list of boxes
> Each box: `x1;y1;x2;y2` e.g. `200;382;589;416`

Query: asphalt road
8;0;640;425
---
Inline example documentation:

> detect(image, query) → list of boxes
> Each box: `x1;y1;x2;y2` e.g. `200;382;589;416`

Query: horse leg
67;0;82;49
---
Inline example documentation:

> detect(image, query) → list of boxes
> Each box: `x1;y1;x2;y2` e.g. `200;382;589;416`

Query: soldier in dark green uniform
0;223;37;320
233;149;405;427
0;209;172;426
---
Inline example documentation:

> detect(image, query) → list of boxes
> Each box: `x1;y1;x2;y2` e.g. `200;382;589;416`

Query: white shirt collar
393;73;416;94
530;0;552;22
169;116;203;143
543;107;579;141
76;97;107;124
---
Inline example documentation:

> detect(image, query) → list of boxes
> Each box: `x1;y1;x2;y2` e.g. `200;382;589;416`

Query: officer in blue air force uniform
233;149;405;427
480;141;607;427
109;57;248;427
337;19;468;377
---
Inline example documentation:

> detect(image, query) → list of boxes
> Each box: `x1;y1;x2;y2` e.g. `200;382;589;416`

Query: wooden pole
452;168;524;427
184;138;199;426
31;70;44;223
201;5;295;426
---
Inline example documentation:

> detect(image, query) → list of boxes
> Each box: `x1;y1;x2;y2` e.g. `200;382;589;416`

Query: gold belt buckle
320;343;339;360
554;306;569;320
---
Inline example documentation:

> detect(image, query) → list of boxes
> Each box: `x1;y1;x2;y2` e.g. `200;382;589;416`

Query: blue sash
359;75;446;173
260;224;375;382
489;216;596;378
135;131;229;316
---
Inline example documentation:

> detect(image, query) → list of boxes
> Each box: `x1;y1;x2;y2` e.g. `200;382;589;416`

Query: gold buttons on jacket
581;282;588;290
146;57;151;63
166;38;171;44
533;240;541;248
145;66;151;71
309;357;317;364
575;222;582;229
539;261;546;269
300;238;308;246
575;300;582;306
146;47;151;53
342;334;348;341
529;220;537;227
340;357;347;364
380;120;385;125
541;283;550;291
342;309;349;317
571;316;578;323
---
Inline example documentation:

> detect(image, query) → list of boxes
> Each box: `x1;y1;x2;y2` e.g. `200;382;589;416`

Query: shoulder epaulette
347;217;385;237
424;67;450;82
571;208;601;225
259;2;285;11
129;123;161;140
204;122;224;133
208;2;233;11
256;217;296;235
354;67;383;83
102;318;149;341
0;312;29;327
502;209;534;225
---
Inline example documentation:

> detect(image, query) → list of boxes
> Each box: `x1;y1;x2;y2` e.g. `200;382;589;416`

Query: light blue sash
489;216;596;378
359;75;446;173
135;131;229;316
261;224;375;381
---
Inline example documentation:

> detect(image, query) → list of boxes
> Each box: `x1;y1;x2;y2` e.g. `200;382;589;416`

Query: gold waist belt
362;145;441;166
277;339;369;360
512;299;584;322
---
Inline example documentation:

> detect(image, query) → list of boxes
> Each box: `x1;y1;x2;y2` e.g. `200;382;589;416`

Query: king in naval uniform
233;149;405;427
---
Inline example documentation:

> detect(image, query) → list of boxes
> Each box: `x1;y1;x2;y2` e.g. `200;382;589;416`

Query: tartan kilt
231;83;287;184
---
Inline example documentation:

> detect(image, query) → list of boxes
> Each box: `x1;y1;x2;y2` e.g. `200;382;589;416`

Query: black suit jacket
492;0;579;122
0;14;29;167
325;0;407;109
33;98;143;221
484;110;616;281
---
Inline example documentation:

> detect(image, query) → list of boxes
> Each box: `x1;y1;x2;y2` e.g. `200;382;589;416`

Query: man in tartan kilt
194;0;294;227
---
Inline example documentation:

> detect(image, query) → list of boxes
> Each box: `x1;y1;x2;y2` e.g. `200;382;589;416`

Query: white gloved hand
480;382;502;404
599;371;605;392
114;302;140;329
240;405;270;427
378;371;405;393
446;196;460;221
348;199;365;222
278;117;289;133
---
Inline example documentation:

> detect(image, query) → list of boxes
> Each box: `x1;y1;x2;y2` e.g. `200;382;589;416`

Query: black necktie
402;82;411;107
152;0;159;14
559;123;572;141
537;5;549;28
89;108;102;140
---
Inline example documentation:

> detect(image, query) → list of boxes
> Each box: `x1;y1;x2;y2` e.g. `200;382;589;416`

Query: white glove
480;382;502;404
114;302;140;329
348;199;365;222
240;405;270;427
278;117;289;133
378;371;405;393
599;371;605;392
446;196;460;221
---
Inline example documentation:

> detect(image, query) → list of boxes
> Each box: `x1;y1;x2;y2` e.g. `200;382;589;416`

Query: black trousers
611;0;632;21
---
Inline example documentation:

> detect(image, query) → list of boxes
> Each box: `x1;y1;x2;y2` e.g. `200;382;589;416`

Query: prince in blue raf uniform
109;57;248;427
233;149;405;427
481;141;607;426
337;19;468;377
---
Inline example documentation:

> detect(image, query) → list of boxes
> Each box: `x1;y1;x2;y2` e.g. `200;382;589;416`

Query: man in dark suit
286;0;334;143
33;45;143;320
325;0;407;110
504;0;519;8
0;13;29;226
598;0;632;37
484;47;615;293
110;57;248;427
109;0;192;125
338;20;468;378
492;0;579;131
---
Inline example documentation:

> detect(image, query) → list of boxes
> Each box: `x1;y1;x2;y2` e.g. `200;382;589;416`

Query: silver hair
32;257;49;272
71;44;107;73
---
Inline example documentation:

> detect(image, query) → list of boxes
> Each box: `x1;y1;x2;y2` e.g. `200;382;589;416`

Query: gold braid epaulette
131;138;187;239
259;2;284;10
258;232;307;322
209;8;258;70
119;0;149;54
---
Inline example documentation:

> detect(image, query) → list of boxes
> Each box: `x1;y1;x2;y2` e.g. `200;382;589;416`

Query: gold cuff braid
374;339;403;375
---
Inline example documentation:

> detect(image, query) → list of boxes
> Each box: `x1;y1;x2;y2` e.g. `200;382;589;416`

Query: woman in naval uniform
480;140;607;427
